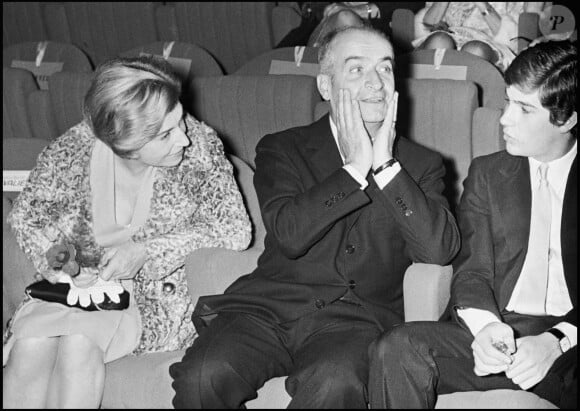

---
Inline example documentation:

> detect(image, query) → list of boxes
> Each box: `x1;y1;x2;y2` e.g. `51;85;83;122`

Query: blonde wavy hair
83;55;182;158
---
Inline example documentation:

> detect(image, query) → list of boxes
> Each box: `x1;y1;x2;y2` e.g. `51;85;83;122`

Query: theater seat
119;41;223;81
186;74;321;168
3;67;38;140
157;2;280;74
26;71;93;141
395;48;506;110
4;41;93;77
391;8;548;54
235;46;319;77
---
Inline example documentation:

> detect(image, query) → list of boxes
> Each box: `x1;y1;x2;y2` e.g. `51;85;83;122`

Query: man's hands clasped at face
472;322;564;390
335;88;399;177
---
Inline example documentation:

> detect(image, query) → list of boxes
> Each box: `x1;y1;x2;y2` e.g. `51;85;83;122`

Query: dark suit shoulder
470;150;523;174
256;115;330;153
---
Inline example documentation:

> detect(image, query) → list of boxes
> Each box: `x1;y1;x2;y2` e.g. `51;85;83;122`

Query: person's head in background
83;56;190;168
501;40;577;162
317;26;395;136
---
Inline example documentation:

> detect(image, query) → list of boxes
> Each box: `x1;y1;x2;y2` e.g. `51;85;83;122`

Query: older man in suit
169;25;460;408
369;40;577;409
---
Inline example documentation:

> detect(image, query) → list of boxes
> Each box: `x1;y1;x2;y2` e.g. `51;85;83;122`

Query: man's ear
560;111;577;133
317;74;331;101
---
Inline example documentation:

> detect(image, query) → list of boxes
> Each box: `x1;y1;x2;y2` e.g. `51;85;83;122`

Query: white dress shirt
458;141;577;347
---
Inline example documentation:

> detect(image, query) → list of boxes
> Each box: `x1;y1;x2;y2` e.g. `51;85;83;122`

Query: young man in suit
169;26;460;408
369;40;577;409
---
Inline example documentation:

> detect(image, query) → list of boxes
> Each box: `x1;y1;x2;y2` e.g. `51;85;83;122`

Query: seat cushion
436;390;558;409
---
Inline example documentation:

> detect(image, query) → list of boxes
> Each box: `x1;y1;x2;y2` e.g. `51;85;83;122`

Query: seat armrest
185;247;263;306
403;263;452;322
3;197;37;331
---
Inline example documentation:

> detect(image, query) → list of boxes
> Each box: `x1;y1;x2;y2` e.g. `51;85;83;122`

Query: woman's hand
98;240;147;281
71;267;99;288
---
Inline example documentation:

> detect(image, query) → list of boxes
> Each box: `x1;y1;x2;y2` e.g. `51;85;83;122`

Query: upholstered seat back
186;74;321;168
3;67;38;140
26;71;93;141
119;41;224;81
171;2;277;73
3;41;93;73
235;46;319;76
396;49;506;109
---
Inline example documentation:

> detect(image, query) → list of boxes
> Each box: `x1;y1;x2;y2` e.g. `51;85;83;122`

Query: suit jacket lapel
561;157;577;303
305;114;364;235
496;156;532;308
306;114;343;181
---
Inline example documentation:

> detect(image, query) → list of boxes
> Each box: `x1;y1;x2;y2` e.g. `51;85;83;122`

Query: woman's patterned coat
7;115;252;354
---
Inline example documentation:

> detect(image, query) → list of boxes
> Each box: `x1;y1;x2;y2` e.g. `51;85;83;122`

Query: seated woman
413;2;545;71
2;56;252;408
277;2;424;49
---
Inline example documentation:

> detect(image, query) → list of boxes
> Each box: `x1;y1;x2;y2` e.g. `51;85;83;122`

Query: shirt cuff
343;164;368;190
372;161;401;189
553;322;577;348
457;307;502;337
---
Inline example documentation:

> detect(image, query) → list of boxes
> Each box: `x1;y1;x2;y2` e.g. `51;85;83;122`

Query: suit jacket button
349;280;356;289
396;197;403;205
325;200;332;208
315;299;326;309
345;244;355;254
162;282;176;294
404;210;413;217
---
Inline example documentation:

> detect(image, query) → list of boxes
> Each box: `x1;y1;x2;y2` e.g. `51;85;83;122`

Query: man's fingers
385;91;398;127
343;89;354;134
338;89;346;132
392;91;399;126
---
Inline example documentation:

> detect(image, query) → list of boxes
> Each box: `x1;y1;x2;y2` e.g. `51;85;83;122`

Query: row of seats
390;7;548;54
2;70;549;408
3;2;302;73
5;65;502;210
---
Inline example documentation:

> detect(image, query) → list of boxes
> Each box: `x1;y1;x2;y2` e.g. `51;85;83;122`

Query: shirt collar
528;140;577;195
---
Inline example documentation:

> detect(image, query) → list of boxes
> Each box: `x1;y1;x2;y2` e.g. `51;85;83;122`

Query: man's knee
170;346;248;408
296;359;366;400
461;40;497;63
422;31;456;50
370;324;416;362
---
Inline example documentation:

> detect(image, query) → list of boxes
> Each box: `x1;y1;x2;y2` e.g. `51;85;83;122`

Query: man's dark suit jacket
194;115;460;331
449;150;577;331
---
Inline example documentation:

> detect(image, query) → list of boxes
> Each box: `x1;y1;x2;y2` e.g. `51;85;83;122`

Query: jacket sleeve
368;145;460;265
254;133;370;259
449;158;501;323
7;135;77;283
138;121;252;280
